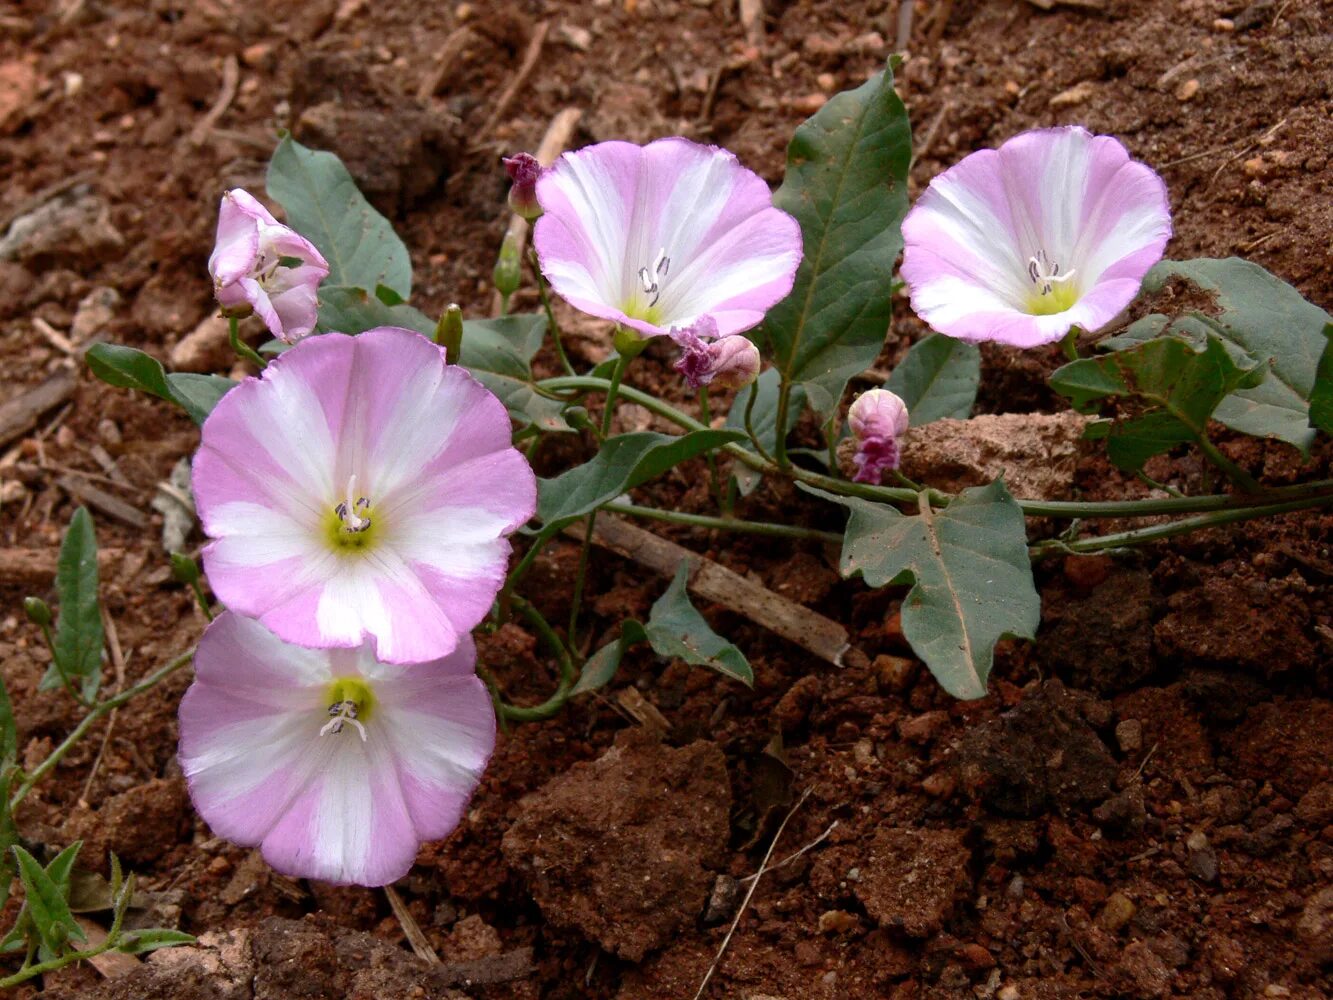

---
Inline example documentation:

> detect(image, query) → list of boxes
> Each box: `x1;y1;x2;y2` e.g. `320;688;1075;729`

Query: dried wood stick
0;369;77;450
574;514;852;667
739;0;765;48
474;21;550;144
57;474;147;528
384;885;440;965
416;26;475;101
0;546;124;586
488;106;582;316
189;54;240;148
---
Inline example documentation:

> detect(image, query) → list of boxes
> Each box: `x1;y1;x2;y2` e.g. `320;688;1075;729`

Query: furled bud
702;336;761;390
170;552;202;585
493;231;522;298
23;596;52;627
503;152;543;221
435;303;464;363
846;389;909;484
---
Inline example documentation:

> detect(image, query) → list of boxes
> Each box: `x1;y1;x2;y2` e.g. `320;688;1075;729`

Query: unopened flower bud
503;152;543;221
703;336;761;390
435;303;464;363
493;232;522;298
847;389;909;484
170;552;202;586
23;596;52;627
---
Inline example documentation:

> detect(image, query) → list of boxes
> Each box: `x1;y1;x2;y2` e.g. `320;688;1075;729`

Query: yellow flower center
1028;281;1080;315
324;474;380;555
324;677;375;724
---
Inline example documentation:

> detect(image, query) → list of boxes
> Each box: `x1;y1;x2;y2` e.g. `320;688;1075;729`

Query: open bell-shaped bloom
533;138;802;341
179;612;495;886
209;188;330;343
900;126;1172;349
192;325;536;664
847;388;909;484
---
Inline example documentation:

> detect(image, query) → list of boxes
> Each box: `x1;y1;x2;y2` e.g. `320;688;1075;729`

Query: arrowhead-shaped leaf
643;564;752;685
885;334;981;425
266;135;412;298
805;480;1038;699
86;344;235;425
761;62;912;422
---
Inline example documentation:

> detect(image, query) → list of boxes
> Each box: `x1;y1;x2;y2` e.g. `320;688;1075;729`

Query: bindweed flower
503;152;543;220
847;389;909;484
671;318;761;390
209;189;330;343
533;138;802;343
192;325;536;664
179;612;494;886
900;126;1172;349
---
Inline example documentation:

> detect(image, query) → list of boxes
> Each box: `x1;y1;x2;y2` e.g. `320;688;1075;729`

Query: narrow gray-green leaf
12;846;85;955
0;768;18;913
0;676;15;768
805;480;1038;700
85;344;232;425
117;928;196;955
536;430;744;541
267;135;412;297
571;620;648;696
761;62;912;421
885;334;981;425
46;508;102;700
644;563;752;685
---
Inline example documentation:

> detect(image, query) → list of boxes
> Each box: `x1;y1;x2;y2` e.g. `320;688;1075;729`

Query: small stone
874;654;917;693
774;675;821;732
1098;891;1137;932
957;942;995;970
816;72;836;92
1063;554;1111;589
0;59;41;136
241;42;274;69
817;909;859;934
97;419;122;445
855;827;971;937
170;313;232;372
998;988;1020;1000
1295;886;1333;965
899;710;949;744
1175;78;1200;101
704;875;742;924
1295;781;1333;827
1185;831;1218;882
557;23;592;51
1213;17;1235;30
1049;80;1095;108
922;772;956;799
789;94;827;115
1115;719;1143;754
70;286;121;342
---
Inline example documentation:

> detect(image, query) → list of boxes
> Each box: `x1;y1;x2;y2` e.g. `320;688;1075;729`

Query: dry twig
738;0;765;48
0;371;78;451
384;885;440;965
474;22;550;145
188;54;240;148
57;474;147;528
416;27;475;101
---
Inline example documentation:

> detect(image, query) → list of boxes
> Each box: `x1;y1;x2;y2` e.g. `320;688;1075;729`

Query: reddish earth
1;1;1330;998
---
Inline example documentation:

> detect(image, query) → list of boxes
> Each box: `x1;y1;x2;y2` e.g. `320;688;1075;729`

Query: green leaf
761;61;912;422
725;369;806;495
0;768;19;913
316;284;435;336
806;480;1038;699
1309;324;1333;436
1051;333;1262;473
460;315;571;432
885;334;981;425
44;508;102;700
44;842;83;898
86;343;235;425
643;564;752;685
572;620;648;696
535;429;745;541
116;928;196;955
1108;258;1332;454
0;676;15;769
266;135;412;298
12;846;85;956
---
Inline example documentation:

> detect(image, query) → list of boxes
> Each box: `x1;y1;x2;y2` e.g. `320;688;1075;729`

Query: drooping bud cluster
670;317;761;391
847;389;909;484
503;152;543;221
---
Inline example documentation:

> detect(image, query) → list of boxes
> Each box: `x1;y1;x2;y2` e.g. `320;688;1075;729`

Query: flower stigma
637;247;671;309
334;474;372;532
326;474;378;552
319;676;375;741
1026;250;1080;315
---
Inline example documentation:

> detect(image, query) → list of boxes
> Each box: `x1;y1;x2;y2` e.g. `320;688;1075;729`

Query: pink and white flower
847;388;909;484
533;138;802;341
179;612;494;886
900;127;1172;349
192;325;536;664
209;188;330;343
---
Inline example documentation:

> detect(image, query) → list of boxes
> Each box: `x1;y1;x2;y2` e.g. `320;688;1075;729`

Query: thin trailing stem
772;382;793;468
0;938;121;989
529;248;575;377
10;647;195;810
699;388;723;509
227;316;267;370
602;501;843;544
496;596;578;722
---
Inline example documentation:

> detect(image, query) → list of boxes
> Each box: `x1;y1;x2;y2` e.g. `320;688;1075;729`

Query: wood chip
474;21;550;144
416;26;475;101
575;514;852;667
0;369;77;450
385;884;439;965
739;0;765;48
58;474;147;528
0;546;124;585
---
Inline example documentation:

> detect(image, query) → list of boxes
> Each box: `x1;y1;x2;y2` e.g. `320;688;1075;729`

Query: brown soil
2;1;1331;998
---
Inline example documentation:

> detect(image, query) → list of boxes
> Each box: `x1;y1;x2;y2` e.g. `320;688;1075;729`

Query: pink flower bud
847;389;909;484
503;152;543;221
208;189;329;343
669;319;759;390
705;336;761;390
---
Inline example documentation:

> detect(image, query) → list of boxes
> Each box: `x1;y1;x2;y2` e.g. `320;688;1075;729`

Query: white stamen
319;700;368;741
637;246;671;308
335;474;371;532
1027;250;1078;296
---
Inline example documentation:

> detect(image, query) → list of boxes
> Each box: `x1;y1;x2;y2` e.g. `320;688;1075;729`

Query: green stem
38;623;89;707
1030;492;1333;559
772;382;793;468
497;597;577;722
699;388;722;509
227;317;267;370
603;502;842;544
535;375;1333;519
1196;433;1262;493
529;248;575;377
10;648;194;810
0;939;120;989
1061;326;1081;362
741;380;774;463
